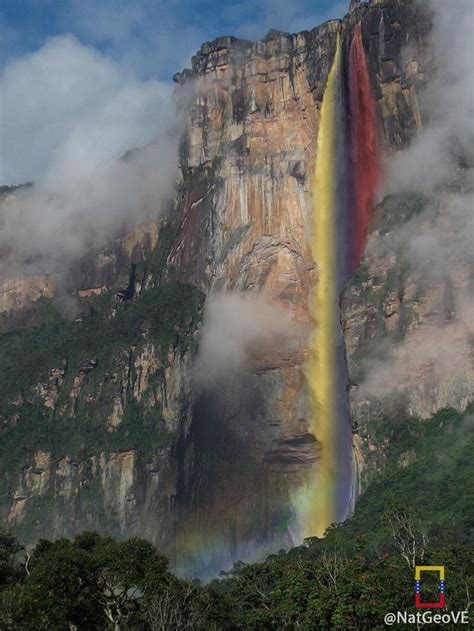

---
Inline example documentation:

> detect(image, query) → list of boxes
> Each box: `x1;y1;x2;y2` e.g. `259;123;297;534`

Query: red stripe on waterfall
349;23;380;270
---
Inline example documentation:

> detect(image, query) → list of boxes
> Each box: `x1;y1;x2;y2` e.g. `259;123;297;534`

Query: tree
0;529;23;588
78;534;169;629
4;537;104;630
0;532;173;630
385;508;428;569
145;577;213;630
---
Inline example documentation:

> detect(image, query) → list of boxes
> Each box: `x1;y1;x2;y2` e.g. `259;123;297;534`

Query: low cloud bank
0;35;182;276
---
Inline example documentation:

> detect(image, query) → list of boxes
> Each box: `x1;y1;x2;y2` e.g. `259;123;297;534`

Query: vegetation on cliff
1;405;472;629
0;276;204;535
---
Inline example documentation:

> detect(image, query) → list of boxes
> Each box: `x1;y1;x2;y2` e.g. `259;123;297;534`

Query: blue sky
0;0;347;185
1;0;347;79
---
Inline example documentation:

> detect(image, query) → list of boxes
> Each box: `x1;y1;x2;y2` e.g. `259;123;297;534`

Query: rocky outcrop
0;275;56;315
0;213;158;318
3;333;197;553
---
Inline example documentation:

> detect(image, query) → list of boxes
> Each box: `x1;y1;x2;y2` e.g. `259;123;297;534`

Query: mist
0;1;349;281
358;0;474;416
0;35;182;277
194;292;292;390
387;0;474;193
383;0;474;289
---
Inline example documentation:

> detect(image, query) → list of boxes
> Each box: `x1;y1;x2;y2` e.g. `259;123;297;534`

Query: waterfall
349;23;380;270
297;23;380;539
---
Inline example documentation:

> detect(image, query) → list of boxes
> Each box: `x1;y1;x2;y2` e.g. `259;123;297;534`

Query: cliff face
1;281;204;553
0;0;445;577
342;189;474;492
169;0;431;573
0;210;158;321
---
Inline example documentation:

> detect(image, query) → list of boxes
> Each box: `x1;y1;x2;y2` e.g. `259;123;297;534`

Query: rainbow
298;24;380;538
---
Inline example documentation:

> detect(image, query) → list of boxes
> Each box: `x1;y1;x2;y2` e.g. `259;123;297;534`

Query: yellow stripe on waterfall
303;35;342;538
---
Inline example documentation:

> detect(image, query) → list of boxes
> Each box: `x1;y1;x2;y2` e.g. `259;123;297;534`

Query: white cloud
359;0;474;416
0;34;174;185
0;1;349;278
386;0;474;195
0;35;182;275
194;293;292;389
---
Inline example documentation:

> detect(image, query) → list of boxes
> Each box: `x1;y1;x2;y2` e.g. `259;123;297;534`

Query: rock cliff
342;187;474;493
1;0;459;578
169;0;432;574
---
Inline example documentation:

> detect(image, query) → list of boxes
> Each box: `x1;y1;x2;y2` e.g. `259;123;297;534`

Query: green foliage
0;532;169;630
1;529;471;630
0;296;63;334
0;531;215;630
0;282;202;402
205;406;474;629
205;405;474;627
13;496;56;544
348;329;396;385
208;543;473;629
1;401;473;630
0;282;204;505
349;261;370;288
141;221;181;285
0;529;23;589
285;405;474;566
344;405;474;551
